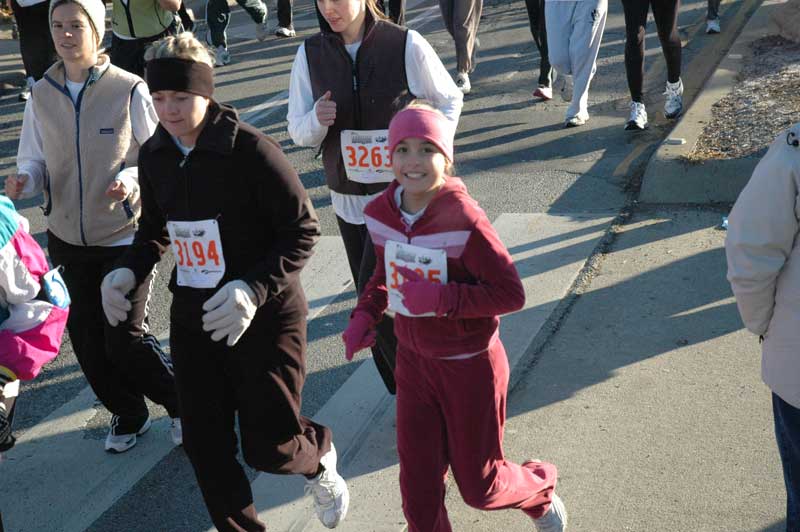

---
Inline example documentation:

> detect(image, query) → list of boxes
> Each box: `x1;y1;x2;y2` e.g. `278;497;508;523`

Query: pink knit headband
388;107;454;162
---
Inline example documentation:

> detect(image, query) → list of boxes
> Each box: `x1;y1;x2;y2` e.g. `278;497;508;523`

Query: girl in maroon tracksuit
342;104;568;531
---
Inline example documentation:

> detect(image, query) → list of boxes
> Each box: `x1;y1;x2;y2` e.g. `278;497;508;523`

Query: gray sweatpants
439;0;483;74
545;0;607;120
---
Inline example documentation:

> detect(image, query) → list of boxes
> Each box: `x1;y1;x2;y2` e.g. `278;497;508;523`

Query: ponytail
365;0;389;21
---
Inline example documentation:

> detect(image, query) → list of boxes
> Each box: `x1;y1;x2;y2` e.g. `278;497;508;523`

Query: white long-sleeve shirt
287;29;463;224
16;61;158;204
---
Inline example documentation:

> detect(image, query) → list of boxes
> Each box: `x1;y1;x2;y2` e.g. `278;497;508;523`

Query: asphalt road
0;0;730;528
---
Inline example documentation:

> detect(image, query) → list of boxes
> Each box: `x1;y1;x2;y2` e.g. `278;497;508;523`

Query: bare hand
4;174;29;200
105;180;129;201
315;90;337;127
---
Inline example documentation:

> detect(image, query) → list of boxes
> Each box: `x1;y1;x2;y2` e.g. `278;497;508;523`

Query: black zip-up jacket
121;102;320;325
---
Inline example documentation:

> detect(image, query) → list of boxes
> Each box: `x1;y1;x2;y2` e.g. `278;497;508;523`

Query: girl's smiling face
50;3;97;63
392;137;448;206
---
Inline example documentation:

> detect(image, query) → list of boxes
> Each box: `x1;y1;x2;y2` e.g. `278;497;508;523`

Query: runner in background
288;0;462;395
204;0;268;65
525;0;553;100
621;0;683;130
342;102;567;532
109;0;180;76
4;0;181;455
439;0;482;94
102;32;349;531
545;0;607;127
705;0;720;33
274;0;296;37
9;0;56;101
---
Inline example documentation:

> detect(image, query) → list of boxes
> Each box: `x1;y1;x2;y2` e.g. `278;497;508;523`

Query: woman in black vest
288;0;462;395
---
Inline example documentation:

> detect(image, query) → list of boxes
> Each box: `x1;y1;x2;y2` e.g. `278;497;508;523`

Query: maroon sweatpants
395;339;558;531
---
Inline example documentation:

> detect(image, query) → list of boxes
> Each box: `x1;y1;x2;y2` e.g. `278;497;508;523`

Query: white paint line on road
244;213;616;531
405;5;442;29
240;91;290;127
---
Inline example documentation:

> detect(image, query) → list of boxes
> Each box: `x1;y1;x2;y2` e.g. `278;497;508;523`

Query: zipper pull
179;154;189;168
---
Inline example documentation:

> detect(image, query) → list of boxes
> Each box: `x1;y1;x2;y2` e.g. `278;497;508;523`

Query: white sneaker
255;16;269;42
533;85;553;100
625;101;648;130
275;25;296;38
706;18;721;34
18;76;34;102
304;443;350;528
564;115;587;128
170;418;182;446
553;73;573;102
105;416;151;453
533;493;568;532
455;72;471;95
663;78;683;119
213;45;230;67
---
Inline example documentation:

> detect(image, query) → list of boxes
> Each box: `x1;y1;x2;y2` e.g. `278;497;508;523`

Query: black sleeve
240;136;321;307
120;152;171;283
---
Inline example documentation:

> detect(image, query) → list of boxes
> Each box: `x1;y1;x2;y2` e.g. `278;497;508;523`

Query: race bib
340;129;394;184
166;219;226;289
385;240;448;317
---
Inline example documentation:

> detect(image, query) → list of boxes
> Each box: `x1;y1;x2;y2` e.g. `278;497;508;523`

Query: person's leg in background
275;0;296;36
544;0;575;104
439;0;483;94
563;0;607;126
651;0;683;118
705;0;721;32
10;0;56;101
773;393;800;531
620;0;650;129
525;0;553;99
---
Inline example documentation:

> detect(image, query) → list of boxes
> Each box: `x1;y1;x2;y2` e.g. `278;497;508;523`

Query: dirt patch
687;35;800;162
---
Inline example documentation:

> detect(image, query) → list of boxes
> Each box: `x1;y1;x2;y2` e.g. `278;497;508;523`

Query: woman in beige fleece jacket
726;122;800;530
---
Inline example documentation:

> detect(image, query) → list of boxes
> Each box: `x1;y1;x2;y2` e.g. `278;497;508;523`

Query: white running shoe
255;15;269;42
105;416;151;453
706;18;721;34
663;78;684;119
553;73;573;102
304;443;350;528
213;45;231;66
533;493;568;532
533;85;553;100
564;115;587;128
275;25;296;38
18;76;34;102
455;72;471;95
625;101;648;130
170;418;183;446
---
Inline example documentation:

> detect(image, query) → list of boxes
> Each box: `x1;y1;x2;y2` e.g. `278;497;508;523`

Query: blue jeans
773;393;800;531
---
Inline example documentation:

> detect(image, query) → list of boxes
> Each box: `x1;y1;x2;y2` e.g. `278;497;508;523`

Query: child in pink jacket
342;104;567;531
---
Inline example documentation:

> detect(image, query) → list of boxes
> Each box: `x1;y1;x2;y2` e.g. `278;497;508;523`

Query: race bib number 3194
385;240;448;317
166;219;226;289
340;129;395;185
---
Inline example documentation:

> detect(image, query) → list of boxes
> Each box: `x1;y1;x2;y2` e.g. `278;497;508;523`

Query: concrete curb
639;0;785;204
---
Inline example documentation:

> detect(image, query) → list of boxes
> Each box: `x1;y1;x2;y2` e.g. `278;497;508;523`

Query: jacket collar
43;55;110;95
149;100;239;156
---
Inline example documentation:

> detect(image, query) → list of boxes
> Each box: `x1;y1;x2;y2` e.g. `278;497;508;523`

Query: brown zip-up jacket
121;102;320;325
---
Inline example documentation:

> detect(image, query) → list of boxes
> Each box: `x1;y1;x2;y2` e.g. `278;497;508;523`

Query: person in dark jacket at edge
100;32;350;532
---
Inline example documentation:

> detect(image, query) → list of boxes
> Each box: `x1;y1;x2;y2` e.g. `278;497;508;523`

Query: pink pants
395;339;558;532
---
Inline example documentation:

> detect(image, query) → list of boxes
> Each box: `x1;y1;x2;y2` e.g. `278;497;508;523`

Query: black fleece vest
305;20;411;196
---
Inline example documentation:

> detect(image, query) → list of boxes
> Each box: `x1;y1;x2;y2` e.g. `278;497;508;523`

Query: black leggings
524;0;552;87
621;0;682;102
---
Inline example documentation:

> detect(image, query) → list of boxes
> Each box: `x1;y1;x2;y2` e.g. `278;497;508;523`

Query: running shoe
533;493;568;532
625;101;648;130
255;12;269;42
663;78;683;119
565;115;587;128
18;76;34;102
304;443;350;528
533;85;553;100
213;45;231;67
455;72;471;95
105;415;151;453
170;418;183;446
706;18;721;34
553;73;573;102
275;25;296;38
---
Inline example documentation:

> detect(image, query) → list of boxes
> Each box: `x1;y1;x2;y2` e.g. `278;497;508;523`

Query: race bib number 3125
384;240;448;317
166;219;226;289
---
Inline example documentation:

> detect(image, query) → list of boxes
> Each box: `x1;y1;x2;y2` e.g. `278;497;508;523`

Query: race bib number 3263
166;219;226;289
340;129;395;185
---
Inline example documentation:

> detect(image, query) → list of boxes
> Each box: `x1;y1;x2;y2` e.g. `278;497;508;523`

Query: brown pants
439;0;483;74
170;306;331;532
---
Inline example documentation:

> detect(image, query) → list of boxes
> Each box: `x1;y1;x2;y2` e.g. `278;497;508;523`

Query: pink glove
342;311;377;361
396;266;445;316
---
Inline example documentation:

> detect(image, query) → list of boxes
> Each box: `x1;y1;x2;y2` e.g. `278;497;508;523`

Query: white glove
201;280;258;347
101;268;136;326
